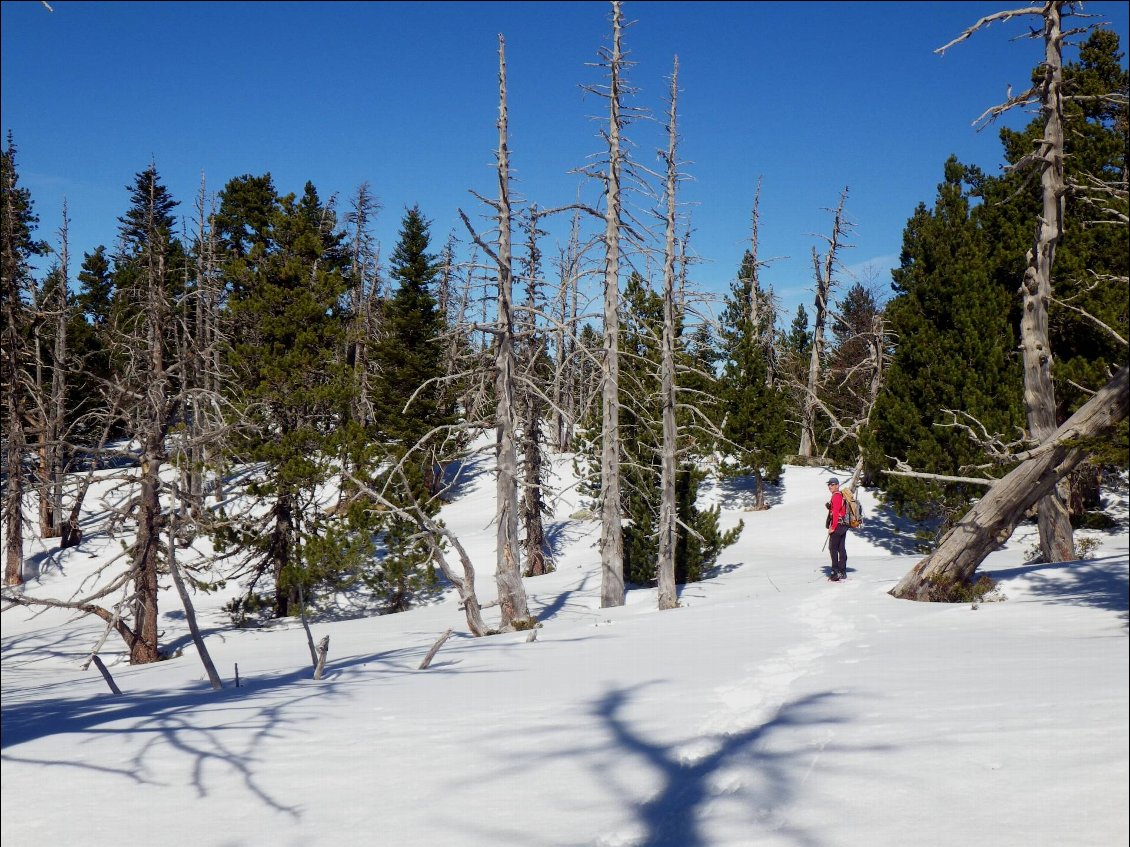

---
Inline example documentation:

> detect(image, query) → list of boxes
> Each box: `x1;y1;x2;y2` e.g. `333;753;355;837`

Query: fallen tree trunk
890;366;1128;601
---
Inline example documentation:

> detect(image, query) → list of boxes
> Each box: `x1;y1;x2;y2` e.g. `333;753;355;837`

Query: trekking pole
821;535;828;552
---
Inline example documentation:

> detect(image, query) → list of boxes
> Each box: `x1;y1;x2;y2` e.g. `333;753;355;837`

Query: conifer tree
595;273;741;587
2;134;49;586
366;205;456;611
976;27;1129;522
218;175;360;618
824;281;886;471
864;158;1023;534
717;249;790;507
777;304;812;451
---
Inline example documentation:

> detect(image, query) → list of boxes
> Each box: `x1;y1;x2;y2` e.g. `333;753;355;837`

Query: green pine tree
717;250;791;498
362;205;458;611
217;175;363;618
975;29;1129;511
864;158;1024;536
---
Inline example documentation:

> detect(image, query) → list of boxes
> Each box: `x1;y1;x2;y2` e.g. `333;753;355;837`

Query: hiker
825;477;848;581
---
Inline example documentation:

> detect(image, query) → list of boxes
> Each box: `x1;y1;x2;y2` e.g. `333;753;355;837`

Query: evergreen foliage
977;29;1129;487
364;206;457;611
216;175;364;617
717;249;790;486
580;273;741;586
864;158;1024;531
824;282;884;467
776;304;812;450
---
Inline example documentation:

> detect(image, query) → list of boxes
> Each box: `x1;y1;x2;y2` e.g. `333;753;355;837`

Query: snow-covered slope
2;456;1127;847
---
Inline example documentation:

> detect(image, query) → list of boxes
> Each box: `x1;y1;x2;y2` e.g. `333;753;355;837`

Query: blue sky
3;0;1128;325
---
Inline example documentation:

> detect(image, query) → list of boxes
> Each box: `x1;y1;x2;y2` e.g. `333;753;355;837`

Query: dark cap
826;477;839;485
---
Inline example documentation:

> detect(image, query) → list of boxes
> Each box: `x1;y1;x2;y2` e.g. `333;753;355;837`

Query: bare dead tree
797;187;851;459
345;181;382;430
458;34;534;630
937;2;1088;562
45;204;70;538
890;366;1128;600
346;465;493;636
550;206;586;452
167;481;222;689
656;57;682;612
595;0;629;608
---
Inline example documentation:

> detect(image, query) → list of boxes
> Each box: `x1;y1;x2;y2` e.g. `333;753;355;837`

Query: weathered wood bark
890;366;1128;601
419;629;454;670
657;58;681;612
47;204;69;539
600;1;626;608
936;3;1080;561
1021;2;1074;562
798;188;849;457
2;358;24;585
167;484;222;689
492;35;533;629
313;635;330;680
91;655;123;696
127;204;175;664
426;527;491;636
2;236;25;581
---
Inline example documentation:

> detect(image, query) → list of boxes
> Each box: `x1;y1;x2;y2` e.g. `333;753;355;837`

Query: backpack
842;487;863;529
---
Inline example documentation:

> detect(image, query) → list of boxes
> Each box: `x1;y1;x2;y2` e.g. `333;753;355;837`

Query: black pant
829;527;848;577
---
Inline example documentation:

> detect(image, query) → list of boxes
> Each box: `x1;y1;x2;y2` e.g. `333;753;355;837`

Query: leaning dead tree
891;365;1128;600
937;1;1083;562
797;187;850;459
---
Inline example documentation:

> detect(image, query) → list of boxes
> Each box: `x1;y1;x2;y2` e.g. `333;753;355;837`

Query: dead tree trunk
1021;2;1074;562
890;366;1128;601
491;35;534;629
798;188;849;458
47;204;69;539
167;482;222;689
936;3;1079;561
2;334;25;585
657;57;681;612
599;0;627;608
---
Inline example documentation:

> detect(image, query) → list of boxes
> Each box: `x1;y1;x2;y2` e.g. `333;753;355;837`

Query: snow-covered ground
2;453;1127;847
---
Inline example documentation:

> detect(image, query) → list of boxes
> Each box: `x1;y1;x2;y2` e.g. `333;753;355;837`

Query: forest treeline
2;4;1126;662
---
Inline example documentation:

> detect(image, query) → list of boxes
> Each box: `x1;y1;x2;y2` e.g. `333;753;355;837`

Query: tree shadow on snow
439;450;492;500
701;474;786;512
0;641;436;818
588;685;874;847
988;554;1129;625
0;670;322;817
849;506;926;556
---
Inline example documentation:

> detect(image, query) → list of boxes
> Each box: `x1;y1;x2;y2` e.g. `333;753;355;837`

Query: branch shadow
529;573;592;622
0;640;449;819
591;686;857;847
701;473;786;512
989;554;1129;625
849;506;925;556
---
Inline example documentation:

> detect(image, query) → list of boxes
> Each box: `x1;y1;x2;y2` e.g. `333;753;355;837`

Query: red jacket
828;491;846;531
